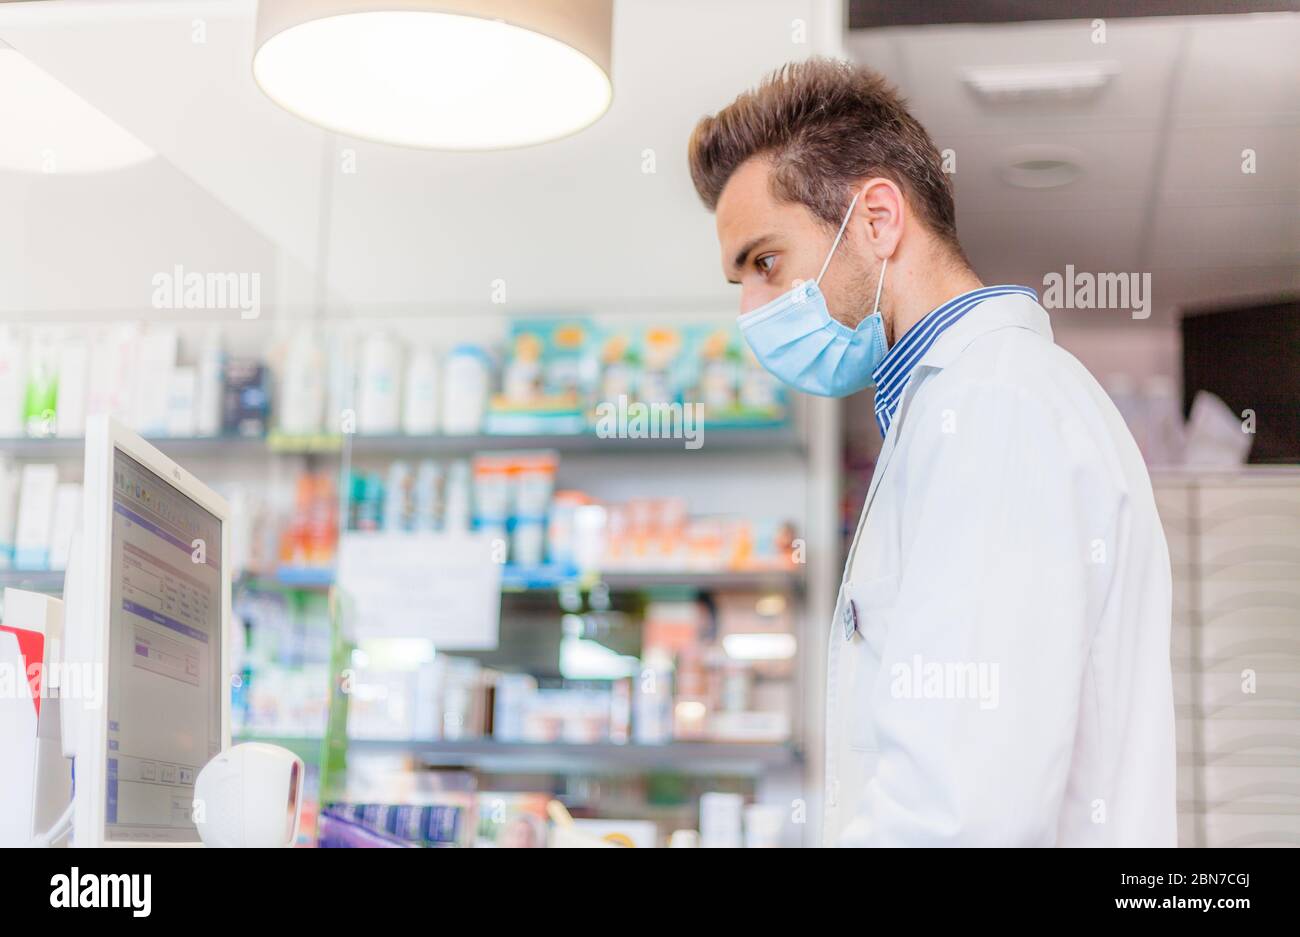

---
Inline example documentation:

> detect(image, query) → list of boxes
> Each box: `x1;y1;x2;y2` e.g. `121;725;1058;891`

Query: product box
13;464;58;570
0;589;71;848
48;483;82;572
486;319;594;435
222;358;270;438
131;328;178;437
0;328;25;438
55;338;89;439
474;792;549;848
166;367;197;438
684;324;786;427
0;458;19;569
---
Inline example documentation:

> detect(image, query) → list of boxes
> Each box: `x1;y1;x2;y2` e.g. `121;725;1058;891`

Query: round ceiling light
252;0;614;150
997;144;1085;190
0;45;155;174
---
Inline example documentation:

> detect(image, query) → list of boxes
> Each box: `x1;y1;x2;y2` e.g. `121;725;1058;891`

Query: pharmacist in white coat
688;59;1177;846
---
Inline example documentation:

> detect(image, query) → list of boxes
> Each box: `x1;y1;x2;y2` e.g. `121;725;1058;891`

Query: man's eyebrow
727;234;773;283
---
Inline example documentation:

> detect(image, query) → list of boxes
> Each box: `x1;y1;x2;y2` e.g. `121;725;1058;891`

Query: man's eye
755;254;776;276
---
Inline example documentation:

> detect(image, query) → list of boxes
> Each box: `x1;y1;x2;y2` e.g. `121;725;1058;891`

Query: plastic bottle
0;327;25;438
279;328;326;436
195;327;224;438
441;345;490;435
357;332;402;435
402;346;440;435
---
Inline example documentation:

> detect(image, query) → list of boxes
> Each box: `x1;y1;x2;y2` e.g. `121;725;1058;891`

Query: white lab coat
824;292;1177;847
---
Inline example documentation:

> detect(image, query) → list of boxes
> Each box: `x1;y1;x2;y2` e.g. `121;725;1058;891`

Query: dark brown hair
688;58;963;258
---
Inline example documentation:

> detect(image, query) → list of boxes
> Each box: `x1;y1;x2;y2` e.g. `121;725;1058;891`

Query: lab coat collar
846;293;1052;561
913;291;1052;373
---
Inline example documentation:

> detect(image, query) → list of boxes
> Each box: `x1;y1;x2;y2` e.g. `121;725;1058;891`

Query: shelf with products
266;446;805;588
270;427;804;456
0;433;263;459
232;734;799;777
0;315;795;457
1;432;806;598
0;318;825;845
244;565;805;594
0;565;805;599
410;740;800;776
0;426;804;459
233;577;803;760
0;569;67;595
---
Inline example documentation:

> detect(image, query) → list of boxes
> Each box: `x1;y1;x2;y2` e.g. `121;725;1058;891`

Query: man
688;59;1176;846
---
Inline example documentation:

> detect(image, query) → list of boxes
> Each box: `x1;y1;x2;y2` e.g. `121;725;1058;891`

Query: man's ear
858;177;905;260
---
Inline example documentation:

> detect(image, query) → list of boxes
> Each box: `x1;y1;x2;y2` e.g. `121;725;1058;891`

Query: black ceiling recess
847;0;1300;29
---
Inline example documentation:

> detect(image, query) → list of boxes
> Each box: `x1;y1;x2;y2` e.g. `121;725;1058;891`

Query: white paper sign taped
336;532;501;650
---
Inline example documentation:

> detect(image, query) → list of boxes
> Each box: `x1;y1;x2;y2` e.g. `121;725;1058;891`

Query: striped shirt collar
871;284;1038;437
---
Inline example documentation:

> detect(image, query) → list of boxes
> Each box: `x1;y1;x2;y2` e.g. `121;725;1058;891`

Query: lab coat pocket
845;573;899;752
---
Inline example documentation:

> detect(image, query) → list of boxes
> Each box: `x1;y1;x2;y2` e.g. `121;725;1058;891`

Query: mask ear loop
870;258;888;318
816;183;870;285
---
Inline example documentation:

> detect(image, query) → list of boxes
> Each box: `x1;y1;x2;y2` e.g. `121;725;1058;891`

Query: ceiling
0;0;838;322
0;1;1295;327
847;0;1300;28
847;10;1300;324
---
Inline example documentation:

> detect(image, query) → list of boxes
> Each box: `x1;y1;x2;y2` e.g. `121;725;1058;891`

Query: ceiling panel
848;11;1299;318
864;17;1186;133
943;127;1160;214
958;206;1147;273
1172;12;1300;121
1160;124;1300;203
1149;201;1300;268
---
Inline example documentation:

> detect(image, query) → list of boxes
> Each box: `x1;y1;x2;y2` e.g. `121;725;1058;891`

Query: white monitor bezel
75;415;231;848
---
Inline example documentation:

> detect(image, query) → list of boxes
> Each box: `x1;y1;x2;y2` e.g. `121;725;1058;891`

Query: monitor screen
104;448;223;843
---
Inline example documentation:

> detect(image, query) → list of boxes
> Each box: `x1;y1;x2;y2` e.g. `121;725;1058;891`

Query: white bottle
195;327;224;438
55;336;89;439
0;457;18;569
443;460;472;533
23;330;59;437
401;346;440;435
279;328;326;436
357;333;402;435
84;322;141;427
326;325;358;436
699;792;744;849
166;367;198;438
0;327;25;438
441;345;490;436
131;327;178;436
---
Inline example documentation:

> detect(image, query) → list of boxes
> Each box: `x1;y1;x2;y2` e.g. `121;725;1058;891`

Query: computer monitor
67;416;230;847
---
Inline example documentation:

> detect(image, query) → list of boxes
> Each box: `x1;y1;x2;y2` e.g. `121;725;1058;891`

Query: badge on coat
842;599;859;641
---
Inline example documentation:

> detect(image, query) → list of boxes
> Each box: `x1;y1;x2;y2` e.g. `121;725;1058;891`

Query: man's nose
739;285;776;316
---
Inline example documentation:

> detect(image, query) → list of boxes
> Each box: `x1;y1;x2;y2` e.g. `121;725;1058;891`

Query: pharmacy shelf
234;735;799;776
233;734;326;762
598;569;804;592
0;565;805;597
254;565;804;594
0;434;263;459
0;569;66;594
405;739;799;776
327;427;804;456
0;426;802;459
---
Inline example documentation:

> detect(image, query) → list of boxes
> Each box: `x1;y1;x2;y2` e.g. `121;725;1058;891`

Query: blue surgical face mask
737;187;888;397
